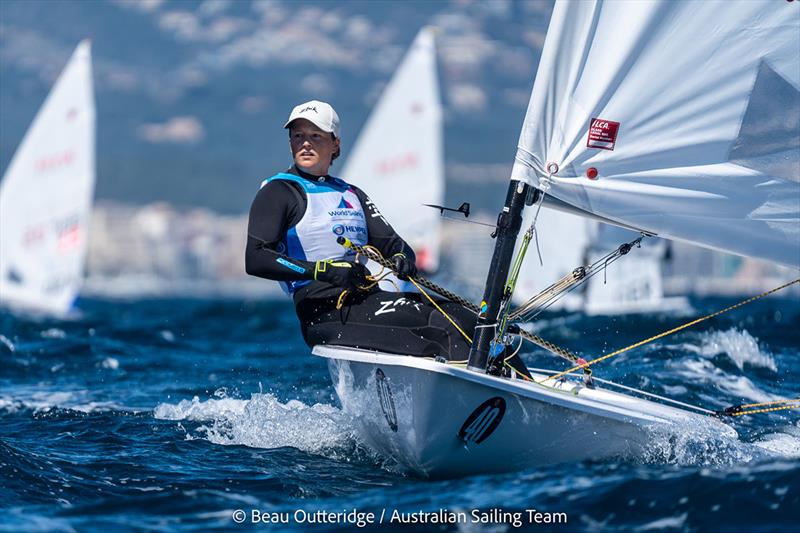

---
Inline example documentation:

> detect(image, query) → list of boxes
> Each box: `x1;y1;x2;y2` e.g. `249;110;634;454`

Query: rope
539;277;800;384
727;405;800;416
717;399;800;417
337;237;583;366
408;277;473;344
337;237;480;313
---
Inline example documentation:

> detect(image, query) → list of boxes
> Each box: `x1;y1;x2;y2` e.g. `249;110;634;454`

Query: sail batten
513;0;799;268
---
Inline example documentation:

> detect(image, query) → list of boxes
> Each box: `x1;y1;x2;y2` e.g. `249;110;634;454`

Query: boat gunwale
313;344;722;427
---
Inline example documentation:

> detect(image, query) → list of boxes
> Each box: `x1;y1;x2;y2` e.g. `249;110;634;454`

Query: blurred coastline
84;199;799;301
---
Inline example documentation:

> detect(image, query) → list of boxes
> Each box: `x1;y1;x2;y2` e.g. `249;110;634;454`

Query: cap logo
299;106;318;114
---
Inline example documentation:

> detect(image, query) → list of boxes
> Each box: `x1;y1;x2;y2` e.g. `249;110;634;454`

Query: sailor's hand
314;260;370;290
392;253;417;280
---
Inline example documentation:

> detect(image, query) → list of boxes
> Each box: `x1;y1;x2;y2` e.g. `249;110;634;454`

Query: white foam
40;328;67;339
672;359;783;405
642;419;755;466
153;396;248;421
679;328;777;372
0;334;15;352
0;390;123;414
99;357;120;370
153;393;366;459
635;513;687;531
753;432;800;458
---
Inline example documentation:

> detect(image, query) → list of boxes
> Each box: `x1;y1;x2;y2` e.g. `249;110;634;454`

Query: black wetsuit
245;166;477;361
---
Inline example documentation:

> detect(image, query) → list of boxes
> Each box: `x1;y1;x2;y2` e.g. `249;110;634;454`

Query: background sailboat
342;27;444;279
0;40;95;315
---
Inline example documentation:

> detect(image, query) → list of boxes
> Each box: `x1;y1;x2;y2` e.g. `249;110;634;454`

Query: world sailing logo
458;397;506;445
328;196;363;218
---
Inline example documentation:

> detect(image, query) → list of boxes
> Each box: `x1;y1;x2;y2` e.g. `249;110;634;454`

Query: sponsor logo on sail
375;369;398;432
458;397;506;445
586;118;620;151
375;153;419;175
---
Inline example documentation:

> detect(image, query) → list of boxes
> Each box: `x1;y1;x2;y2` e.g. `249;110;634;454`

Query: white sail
0;40;96;314
343;27;444;273
511;0;800;269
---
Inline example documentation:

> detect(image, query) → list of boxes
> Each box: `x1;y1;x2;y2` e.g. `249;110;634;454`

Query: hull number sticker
458;397;506;445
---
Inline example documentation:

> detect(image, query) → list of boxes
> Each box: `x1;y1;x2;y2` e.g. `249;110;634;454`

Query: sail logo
458;397;506;445
587;118;620;151
375;369;398;432
375;153;419;175
337;197;354;209
36;150;75;173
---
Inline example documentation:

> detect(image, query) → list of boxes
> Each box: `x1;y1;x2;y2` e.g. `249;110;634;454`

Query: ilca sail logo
375;369;398;432
458;397;506;445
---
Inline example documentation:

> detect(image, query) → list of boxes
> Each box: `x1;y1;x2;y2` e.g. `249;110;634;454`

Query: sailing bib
261;173;369;293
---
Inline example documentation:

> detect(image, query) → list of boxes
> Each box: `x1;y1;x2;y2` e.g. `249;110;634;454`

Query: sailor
245;99;483;362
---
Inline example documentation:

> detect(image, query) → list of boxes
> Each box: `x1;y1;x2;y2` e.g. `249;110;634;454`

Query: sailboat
314;0;799;477
342;27;444;283
0;40;95;316
513;201;689;316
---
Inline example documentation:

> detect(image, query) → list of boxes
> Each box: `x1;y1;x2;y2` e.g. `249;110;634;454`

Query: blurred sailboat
342;27;443;286
0;40;95;315
513;211;690;316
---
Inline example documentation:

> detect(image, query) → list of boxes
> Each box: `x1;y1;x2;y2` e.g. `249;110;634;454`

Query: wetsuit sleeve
245;181;316;281
352;186;416;262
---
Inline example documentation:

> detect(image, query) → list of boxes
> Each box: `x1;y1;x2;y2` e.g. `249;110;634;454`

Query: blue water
1;295;798;532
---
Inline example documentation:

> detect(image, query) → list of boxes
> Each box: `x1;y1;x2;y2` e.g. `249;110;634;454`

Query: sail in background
0;40;95;314
342;27;444;273
512;206;595;311
511;0;800;268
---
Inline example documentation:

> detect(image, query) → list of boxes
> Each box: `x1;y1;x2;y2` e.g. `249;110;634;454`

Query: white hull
314;345;735;478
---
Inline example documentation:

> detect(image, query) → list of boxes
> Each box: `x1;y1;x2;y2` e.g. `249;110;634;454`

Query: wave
153;393;384;465
674;327;777;372
0;390;123;414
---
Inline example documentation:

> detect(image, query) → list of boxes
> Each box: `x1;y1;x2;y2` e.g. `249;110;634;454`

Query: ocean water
1;295;798;532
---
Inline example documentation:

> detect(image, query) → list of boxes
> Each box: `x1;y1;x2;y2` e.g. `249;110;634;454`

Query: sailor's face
289;119;339;176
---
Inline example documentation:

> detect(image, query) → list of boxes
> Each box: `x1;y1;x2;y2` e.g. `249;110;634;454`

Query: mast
467;179;532;372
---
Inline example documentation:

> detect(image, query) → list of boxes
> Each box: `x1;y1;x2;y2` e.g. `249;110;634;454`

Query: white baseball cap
284;100;340;138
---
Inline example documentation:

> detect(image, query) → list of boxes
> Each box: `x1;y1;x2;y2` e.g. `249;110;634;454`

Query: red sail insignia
586;118;620;151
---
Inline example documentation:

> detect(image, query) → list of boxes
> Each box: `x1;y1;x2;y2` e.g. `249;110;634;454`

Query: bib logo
458;397;506;445
332;224;366;236
375;369;398;432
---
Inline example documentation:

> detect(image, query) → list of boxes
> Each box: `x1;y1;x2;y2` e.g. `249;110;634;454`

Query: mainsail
343;27;444;273
0;40;96;314
510;0;800;269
